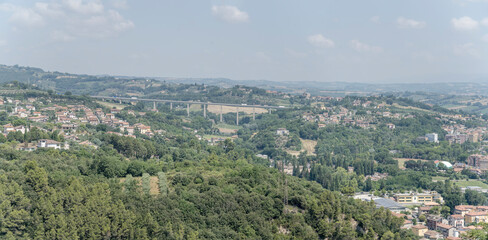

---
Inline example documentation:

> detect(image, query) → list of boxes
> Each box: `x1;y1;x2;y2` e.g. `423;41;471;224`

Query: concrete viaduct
91;96;286;125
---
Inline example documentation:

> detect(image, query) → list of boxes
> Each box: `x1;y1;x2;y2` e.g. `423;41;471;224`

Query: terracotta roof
412;224;428;229
466;211;488;216
39;139;61;144
436;223;453;229
455;205;476;211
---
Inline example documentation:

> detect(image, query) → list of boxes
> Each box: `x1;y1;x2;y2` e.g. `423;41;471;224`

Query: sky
1;0;488;83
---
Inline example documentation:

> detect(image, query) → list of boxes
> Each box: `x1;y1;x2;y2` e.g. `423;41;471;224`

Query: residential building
436;223;455;238
37;139;62;149
276;128;289;136
425;133;439;143
411;224;428;237
467;154;488;169
448;214;464;228
424;230;442;240
427;215;443;230
464;211;488;225
16;143;37;151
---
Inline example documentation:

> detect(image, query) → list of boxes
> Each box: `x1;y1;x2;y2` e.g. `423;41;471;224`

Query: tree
158;172;168;196
465;189;487;206
142;173;151;195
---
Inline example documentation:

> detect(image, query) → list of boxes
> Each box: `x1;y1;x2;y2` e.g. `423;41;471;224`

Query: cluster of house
301;99;417;129
0;96;162;151
410;205;488;239
4;98;155;136
439;154;488;177
16;139;70;151
355;191;488;239
442;124;485;144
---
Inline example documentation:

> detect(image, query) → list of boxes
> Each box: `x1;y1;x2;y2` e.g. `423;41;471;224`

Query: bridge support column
187;104;190;117
153;102;157;110
268;109;271;114
252;107;256;121
170;102;173;110
203;104;206;118
220;105;223;122
236;107;239;126
119;100;122;104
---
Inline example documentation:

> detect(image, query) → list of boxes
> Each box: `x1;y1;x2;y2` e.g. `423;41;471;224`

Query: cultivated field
453;180;488;189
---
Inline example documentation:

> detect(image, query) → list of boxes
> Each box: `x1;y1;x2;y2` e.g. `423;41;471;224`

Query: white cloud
62;0;104;14
0;39;7;47
307;34;335;48
0;3;45;27
0;0;134;40
211;5;249;23
35;2;65;18
397;17;426;29
350;40;382;53
482;18;488;26
10;8;45;27
452;17;479;30
453;43;478;57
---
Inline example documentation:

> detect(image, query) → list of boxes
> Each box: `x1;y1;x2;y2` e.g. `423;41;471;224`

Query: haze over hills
2;64;488;97
156;77;488;96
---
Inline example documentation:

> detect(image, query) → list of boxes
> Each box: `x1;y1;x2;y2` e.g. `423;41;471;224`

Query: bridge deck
91;96;287;109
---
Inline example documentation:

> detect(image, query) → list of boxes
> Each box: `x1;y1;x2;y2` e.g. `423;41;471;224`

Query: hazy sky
1;0;488;83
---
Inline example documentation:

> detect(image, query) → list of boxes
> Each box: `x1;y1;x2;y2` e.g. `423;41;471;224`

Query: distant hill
2;64;488;98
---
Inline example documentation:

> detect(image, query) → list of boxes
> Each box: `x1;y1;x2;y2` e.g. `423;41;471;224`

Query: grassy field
96;101;127;110
301;139;317;154
202;135;233;140
286;138;317;157
215;123;242;130
453;180;488;189
394;158;429;169
119;176;159;195
215;123;242;135
390;103;432;113
432;176;449;182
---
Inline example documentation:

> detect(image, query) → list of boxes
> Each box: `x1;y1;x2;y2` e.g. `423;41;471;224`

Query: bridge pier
220;105;223;122
170;102;173;110
252;107;255;121
203;104;206;118
187;104;190;117
153;102;157;110
119;100;122;104
236;107;239;126
268;109;271;114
